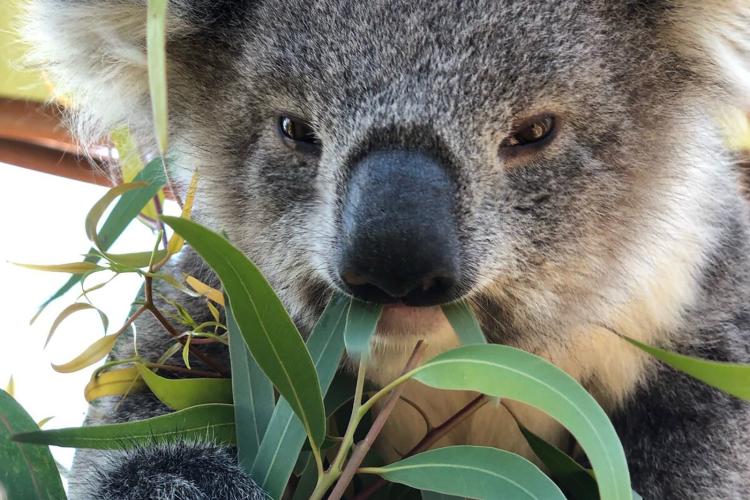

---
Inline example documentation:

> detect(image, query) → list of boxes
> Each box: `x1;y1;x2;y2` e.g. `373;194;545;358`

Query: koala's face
160;0;720;349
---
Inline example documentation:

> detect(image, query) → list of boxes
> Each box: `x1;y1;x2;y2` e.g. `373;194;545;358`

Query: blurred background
0;0;748;489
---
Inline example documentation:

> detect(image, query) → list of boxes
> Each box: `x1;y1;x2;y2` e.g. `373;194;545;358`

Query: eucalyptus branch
327;340;427;500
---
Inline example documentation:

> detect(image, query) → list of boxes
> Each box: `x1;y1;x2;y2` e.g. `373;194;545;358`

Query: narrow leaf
251;293;349;499
371;446;564;499
0;390;65;499
85;182;149;246
84;367;146;403
4;377;14;398
185;275;225;305
623;336;750;400
344;297;382;360
147;0;169;155
16;262;104;274
162;217;325;449
136;365;231;410
51;334;120;373
46;303;109;348
441;301;486;345
106;250;168;269
227;305;275;472
14;404;235;450
409;345;632;500
165;170;199;257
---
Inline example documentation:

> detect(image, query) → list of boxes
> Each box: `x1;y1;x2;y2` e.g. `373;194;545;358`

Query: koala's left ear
19;0;199;147
665;0;750;107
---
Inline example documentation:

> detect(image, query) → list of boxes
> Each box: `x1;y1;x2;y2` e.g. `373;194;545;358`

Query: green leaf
34;159;167;318
518;424;599;500
622;336;750;400
85;182;148;246
369;446;564;499
147;0;169;155
105;250;168;269
46;303;109;348
0;390;66;500
251;293;348;499
227;304;275;471
421;492;460;500
344;297;382;359
441;301;486;345
13;404;234;450
136;365;232;411
409;345;632;500
161;217;325;449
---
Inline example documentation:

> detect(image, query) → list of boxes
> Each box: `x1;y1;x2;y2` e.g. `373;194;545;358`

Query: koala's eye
278;116;321;154
500;115;556;152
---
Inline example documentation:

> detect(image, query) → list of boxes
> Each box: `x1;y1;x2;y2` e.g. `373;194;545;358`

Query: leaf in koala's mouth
343;297;383;360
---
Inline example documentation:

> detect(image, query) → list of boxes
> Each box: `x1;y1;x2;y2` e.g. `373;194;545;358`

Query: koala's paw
90;441;268;500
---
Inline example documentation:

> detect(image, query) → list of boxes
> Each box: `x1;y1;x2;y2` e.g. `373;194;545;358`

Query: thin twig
327;341;427;500
354;394;489;500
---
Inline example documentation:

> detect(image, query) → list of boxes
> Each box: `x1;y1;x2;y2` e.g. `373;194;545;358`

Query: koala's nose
337;150;461;306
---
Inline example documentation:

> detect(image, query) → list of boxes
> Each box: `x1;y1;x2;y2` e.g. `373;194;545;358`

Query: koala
20;0;750;498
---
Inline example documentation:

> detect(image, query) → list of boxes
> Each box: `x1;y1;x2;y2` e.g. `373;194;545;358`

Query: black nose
337;150;461;306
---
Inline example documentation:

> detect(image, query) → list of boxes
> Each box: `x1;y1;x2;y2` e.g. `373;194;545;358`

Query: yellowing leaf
111;126;164;221
36;417;54;429
14;261;104;274
185;275;225;306
165;170;200;258
85;367;146;402
46;303;109;348
52;334;121;373
207;301;221;323
5;376;15;398
86;182;149;248
147;0;169;155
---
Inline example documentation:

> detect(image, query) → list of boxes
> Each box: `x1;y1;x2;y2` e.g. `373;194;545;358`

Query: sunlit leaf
207;301;221;323
165;170;199;258
185;275;225;305
85;182;149;247
36;417;54;429
46;303;109;348
162;217;325;450
251;293;348;498
4;377;14;399
111;126;163;220
369;446;564;499
106;250;168;269
136;365;232;411
15;261;104;274
0;390;65;499
52;334;121;373
227;305;274;471
84;367;146;403
344;297;382;360
441;301;486;345
34;158;167;318
147;0;169;155
408;345;632;500
14;404;234;450
622;336;750;401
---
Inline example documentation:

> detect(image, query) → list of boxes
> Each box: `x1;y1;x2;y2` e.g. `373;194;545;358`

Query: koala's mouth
374;303;455;341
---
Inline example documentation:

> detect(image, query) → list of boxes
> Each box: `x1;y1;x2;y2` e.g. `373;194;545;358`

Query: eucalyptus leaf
136;365;232;410
34;158;166;318
46;303;109;347
409;345;632;500
14;404;235;450
622;336;750;400
441;301;486;345
227;304;275;471
344;297;382;360
371;446;564;499
162;217;326;451
251;293;348;499
0;390;65;500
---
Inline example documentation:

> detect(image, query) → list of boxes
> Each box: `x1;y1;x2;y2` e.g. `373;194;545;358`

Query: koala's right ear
20;0;195;146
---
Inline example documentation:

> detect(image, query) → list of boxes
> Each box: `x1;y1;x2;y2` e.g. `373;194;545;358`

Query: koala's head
23;1;750;355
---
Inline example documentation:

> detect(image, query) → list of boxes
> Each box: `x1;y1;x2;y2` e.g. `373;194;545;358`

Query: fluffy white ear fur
20;1;193;147
669;0;750;108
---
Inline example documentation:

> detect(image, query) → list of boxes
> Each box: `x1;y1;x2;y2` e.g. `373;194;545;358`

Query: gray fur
19;1;750;498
